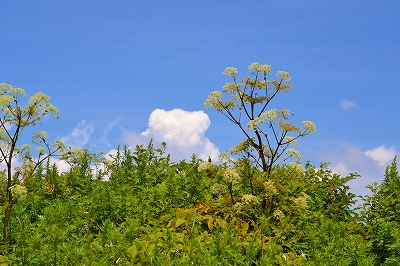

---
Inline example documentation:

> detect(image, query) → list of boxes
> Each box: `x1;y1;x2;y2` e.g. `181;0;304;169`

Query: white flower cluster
261;109;277;121
9;184;27;201
302;121;317;134
241;194;260;206
264;180;278;196
277;109;290;120
246;109;281;131
247;109;296;131
204;91;224;111
210;183;227;195
293;193;310;210
293;196;308;210
286;148;301;161
246;119;260;131
248;62;271;75
222;67;238;77
277;71;291;82
222;168;240;183
287;162;305;173
223;82;242;93
198;161;213;172
32;131;49;142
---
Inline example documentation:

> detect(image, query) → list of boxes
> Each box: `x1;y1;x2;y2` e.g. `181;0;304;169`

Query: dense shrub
0;142;397;265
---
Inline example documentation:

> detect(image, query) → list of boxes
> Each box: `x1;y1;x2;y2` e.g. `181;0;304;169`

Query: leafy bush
0;141;397;265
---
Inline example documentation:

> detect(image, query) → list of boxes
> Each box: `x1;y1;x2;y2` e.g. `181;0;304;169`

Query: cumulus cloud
61;120;94;147
123;108;220;161
316;141;397;197
365;145;396;166
340;99;358;110
48;157;71;173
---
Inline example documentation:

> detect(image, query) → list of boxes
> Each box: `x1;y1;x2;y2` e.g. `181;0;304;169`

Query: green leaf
126;244;139;259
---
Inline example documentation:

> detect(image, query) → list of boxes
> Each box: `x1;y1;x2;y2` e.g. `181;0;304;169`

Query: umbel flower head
198;161;213;172
293;192;310;210
264;180;278;196
222;67;239;77
9;184;27;201
241;194;260;206
210;183;227;196
222;168;240;183
302;121;317;134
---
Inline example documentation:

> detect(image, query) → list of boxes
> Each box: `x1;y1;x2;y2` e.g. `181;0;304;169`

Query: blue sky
1;0;399;196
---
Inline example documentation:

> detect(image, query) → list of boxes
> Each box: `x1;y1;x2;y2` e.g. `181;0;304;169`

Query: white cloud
48;157;71;173
329;163;349;176
316;141;397;197
123;108;220;161
340;99;358;110
365;145;396;166
61;120;94;147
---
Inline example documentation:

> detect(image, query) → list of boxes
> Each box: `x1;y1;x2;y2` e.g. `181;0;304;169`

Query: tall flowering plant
204;62;316;175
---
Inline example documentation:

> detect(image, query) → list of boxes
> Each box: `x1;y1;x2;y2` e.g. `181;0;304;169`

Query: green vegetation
0;83;64;245
0;143;397;265
0;64;399;265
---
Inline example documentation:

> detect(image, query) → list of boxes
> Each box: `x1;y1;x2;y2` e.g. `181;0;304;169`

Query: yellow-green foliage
0;141;390;265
